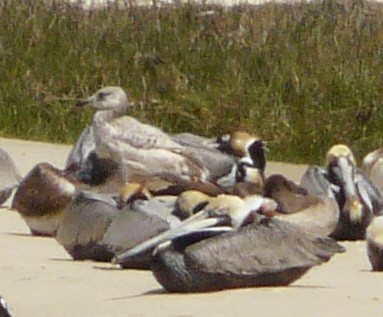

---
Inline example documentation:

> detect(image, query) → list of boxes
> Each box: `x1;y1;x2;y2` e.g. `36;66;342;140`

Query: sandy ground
0;138;382;317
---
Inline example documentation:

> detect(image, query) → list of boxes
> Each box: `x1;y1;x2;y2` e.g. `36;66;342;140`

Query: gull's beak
112;209;230;265
75;96;93;108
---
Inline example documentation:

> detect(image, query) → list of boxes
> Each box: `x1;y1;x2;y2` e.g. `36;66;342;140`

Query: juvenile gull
76;86;243;195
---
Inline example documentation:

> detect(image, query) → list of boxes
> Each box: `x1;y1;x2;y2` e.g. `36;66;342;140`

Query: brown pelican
262;174;339;237
366;215;383;271
55;186;215;268
0;296;14;317
76;86;245;195
363;148;383;193
11;163;77;236
302;144;383;240
0;148;22;205
113;194;345;292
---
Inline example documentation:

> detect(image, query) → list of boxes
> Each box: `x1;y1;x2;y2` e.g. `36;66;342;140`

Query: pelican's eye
97;91;112;101
236;161;253;182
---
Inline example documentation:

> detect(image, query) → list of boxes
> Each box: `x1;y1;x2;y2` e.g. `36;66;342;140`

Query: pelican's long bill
112;209;231;265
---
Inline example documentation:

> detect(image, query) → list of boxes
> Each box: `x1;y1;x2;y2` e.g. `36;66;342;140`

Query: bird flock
1;86;383;299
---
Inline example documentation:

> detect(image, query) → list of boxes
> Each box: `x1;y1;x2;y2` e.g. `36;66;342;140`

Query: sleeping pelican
0;148;22;205
113;194;345;292
76;86;244;195
262;174;339;237
55;186;214;268
11;163;77;236
55;189;181;268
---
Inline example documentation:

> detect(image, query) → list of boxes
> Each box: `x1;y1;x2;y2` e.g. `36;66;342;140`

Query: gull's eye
97;91;111;101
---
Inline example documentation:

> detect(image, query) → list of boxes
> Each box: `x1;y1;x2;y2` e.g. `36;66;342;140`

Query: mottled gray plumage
76;87;240;195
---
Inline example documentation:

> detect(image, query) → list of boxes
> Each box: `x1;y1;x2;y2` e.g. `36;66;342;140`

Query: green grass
1;0;383;164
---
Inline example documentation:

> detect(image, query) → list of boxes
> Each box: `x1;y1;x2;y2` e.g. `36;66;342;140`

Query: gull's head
76;86;130;111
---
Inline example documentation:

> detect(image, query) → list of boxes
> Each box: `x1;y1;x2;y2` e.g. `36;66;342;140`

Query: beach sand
0;137;382;317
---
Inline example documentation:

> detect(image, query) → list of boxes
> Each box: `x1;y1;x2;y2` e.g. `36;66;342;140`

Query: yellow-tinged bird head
119;182;152;206
326;144;356;167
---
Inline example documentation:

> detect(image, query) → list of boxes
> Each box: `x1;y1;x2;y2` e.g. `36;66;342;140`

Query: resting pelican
366;215;383;271
302;144;383;240
56;185;215;268
0;148;22;205
363;148;383;193
11;163;77;236
113;194;345;292
76;86;244;195
262;174;339;237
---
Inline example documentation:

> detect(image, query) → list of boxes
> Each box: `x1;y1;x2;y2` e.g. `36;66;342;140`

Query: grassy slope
1;0;383;164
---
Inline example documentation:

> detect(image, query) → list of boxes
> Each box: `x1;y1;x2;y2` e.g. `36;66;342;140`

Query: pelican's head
174;190;211;220
119;182;152;206
112;194;276;265
217;131;266;171
76;86;130;111
217;131;261;156
263;174;307;197
326;144;356;167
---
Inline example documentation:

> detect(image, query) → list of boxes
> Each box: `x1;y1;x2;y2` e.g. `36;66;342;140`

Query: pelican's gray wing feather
185;219;345;276
55;191;118;260
102;210;170;253
355;169;383;216
301;166;338;200
65;126;96;170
